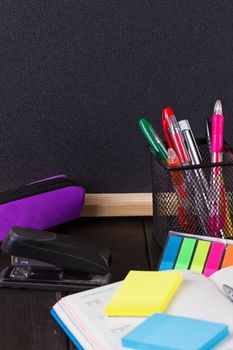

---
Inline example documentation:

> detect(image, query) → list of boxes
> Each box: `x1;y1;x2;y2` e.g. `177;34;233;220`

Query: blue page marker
159;234;182;270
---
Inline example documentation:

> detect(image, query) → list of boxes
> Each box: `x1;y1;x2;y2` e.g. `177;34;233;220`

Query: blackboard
0;1;233;193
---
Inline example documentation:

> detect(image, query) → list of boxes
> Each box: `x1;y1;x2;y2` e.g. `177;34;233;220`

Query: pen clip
162;109;173;148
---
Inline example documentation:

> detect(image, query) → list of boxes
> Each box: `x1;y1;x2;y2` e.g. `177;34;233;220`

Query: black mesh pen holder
150;138;233;247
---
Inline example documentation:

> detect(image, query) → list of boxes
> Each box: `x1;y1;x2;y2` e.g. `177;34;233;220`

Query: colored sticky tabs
203;242;225;277
105;270;182;316
174;238;196;270
221;245;233;268
159;235;182;270
122;313;229;350
190;240;210;273
158;232;233;276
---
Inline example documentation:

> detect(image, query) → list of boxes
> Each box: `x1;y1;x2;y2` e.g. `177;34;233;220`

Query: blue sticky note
159;234;182;270
122;313;229;350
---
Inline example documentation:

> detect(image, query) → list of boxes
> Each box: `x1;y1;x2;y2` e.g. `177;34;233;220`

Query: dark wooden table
0;217;162;350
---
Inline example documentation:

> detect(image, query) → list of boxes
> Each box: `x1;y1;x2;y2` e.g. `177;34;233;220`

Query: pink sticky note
203;242;225;277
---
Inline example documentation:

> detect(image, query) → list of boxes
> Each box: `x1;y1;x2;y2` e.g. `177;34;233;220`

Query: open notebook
51;267;233;350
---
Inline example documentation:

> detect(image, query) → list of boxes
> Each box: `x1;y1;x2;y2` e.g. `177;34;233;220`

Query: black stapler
0;227;112;292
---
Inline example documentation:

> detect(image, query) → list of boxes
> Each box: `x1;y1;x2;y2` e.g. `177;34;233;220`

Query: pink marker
211;100;224;163
208;100;226;237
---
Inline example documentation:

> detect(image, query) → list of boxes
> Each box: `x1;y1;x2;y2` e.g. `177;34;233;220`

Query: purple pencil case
0;175;85;241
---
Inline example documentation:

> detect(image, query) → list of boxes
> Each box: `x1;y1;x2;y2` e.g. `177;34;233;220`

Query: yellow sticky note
105;270;182;317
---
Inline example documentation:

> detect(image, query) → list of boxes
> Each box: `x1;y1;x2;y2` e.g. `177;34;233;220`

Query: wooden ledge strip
82;193;153;217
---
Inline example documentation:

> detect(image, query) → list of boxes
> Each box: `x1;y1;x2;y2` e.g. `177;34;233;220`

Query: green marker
138;118;168;162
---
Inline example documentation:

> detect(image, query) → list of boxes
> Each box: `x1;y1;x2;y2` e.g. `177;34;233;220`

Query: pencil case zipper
0;177;77;205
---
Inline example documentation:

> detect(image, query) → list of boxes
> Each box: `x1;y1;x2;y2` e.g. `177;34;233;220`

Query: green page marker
190;240;211;273
138;118;168;162
174;238;196;270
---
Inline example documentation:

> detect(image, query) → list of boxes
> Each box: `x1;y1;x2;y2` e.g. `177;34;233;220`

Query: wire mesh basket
150;139;233;247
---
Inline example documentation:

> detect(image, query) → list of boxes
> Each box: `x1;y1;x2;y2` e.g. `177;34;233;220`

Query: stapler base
0;265;112;292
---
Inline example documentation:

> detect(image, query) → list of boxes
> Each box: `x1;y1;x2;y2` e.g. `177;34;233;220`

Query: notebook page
166;270;233;349
53;272;233;350
209;266;233;292
58;281;144;350
53;303;91;350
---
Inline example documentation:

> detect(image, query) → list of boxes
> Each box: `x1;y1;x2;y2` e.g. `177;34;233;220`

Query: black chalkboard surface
0;1;233;193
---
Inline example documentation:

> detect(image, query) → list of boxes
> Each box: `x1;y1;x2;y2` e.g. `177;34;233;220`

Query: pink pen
211;100;224;163
208;100;226;237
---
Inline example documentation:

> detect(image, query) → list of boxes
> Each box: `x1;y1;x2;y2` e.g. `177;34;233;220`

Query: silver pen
179;120;209;234
223;284;233;302
179;120;202;165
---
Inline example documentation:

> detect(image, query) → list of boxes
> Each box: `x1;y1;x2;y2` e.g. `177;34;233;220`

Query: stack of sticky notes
121;313;229;350
105;270;183;316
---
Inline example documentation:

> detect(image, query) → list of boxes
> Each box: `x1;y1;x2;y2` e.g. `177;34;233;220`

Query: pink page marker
203;242;225;277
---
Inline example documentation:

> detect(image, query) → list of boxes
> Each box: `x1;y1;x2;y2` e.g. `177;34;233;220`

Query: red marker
168;148;197;233
162;108;190;165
